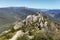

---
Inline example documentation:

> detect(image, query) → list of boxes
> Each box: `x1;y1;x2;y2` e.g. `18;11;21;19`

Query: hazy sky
0;0;60;9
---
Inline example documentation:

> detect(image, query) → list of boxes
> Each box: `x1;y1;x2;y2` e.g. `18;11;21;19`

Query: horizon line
0;6;60;9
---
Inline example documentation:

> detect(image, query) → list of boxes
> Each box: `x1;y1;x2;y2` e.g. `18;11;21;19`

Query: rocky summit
0;12;60;40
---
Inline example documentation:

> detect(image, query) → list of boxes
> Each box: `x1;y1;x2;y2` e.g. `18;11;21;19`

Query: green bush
17;34;29;40
33;31;48;40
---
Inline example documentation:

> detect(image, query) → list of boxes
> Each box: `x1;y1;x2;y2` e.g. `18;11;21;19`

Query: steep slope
45;9;60;23
0;13;60;40
0;7;39;33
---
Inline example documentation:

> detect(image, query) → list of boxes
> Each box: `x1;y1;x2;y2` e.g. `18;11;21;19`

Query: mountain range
0;7;60;33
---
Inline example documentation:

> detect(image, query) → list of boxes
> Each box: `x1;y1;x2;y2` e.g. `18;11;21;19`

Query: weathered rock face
26;15;33;25
14;22;24;30
32;15;38;22
9;30;24;40
25;13;48;32
25;14;43;25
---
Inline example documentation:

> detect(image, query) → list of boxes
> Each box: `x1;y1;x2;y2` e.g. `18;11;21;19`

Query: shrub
17;34;29;40
33;30;48;40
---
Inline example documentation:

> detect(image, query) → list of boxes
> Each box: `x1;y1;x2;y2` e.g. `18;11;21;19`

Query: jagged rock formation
0;12;60;40
14;22;24;30
9;30;24;40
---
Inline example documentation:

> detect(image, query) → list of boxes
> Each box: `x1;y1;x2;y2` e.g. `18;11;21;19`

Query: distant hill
45;10;60;24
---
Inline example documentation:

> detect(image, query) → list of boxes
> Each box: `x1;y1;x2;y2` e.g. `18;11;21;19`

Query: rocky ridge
0;12;60;40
